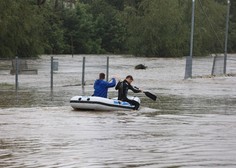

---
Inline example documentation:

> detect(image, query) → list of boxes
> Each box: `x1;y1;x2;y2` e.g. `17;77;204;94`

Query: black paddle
143;91;157;101
134;86;157;101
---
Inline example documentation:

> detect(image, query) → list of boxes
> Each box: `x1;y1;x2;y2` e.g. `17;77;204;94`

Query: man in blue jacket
93;73;116;98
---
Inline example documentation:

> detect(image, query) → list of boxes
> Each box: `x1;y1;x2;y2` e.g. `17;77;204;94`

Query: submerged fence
0;55;111;107
187;54;236;78
1;54;236;107
1;56;110;90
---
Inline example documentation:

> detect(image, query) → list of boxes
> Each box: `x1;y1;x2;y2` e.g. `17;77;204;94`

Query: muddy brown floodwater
0;55;236;167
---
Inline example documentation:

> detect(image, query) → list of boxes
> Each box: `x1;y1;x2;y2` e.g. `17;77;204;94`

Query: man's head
99;73;105;80
125;75;133;84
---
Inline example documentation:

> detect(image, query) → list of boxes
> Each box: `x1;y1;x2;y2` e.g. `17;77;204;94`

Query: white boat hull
70;96;140;111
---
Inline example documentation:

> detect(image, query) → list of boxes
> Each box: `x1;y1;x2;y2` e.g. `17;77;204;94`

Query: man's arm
129;85;142;93
106;78;116;88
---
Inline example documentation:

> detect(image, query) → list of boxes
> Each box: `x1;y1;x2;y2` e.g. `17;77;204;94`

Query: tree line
0;0;235;58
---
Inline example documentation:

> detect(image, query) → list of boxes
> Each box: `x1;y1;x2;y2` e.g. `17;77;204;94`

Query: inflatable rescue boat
70;96;140;111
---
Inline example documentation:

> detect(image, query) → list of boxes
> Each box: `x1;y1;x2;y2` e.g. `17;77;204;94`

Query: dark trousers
125;99;140;110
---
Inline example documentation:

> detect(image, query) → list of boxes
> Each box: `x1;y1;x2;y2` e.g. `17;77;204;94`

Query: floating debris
135;64;147;70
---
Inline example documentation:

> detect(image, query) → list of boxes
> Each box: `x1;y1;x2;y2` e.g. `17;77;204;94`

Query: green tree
89;0;127;53
41;4;66;54
62;3;102;54
105;0;125;11
0;0;45;58
193;0;227;55
229;0;236;52
124;0;189;57
123;0;227;57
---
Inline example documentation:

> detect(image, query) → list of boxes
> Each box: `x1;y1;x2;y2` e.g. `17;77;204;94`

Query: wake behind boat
70;96;140;111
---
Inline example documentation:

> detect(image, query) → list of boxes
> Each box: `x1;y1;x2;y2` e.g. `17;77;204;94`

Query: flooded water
1;55;236;167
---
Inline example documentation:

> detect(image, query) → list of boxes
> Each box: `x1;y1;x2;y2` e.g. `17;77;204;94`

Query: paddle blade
144;91;157;101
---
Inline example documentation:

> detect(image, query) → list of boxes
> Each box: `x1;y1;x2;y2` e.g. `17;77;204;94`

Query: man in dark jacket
115;75;142;110
93;73;116;98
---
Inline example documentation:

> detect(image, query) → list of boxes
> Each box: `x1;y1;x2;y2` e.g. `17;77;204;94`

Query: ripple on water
0;104;236;167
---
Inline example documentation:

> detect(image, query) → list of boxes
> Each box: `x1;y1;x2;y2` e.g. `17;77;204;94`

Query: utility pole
184;0;195;79
224;0;230;75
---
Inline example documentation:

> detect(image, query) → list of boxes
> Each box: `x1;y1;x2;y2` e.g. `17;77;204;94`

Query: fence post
106;57;109;81
15;56;19;94
50;56;53;94
82;57;85;87
211;56;216;76
71;35;74;58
